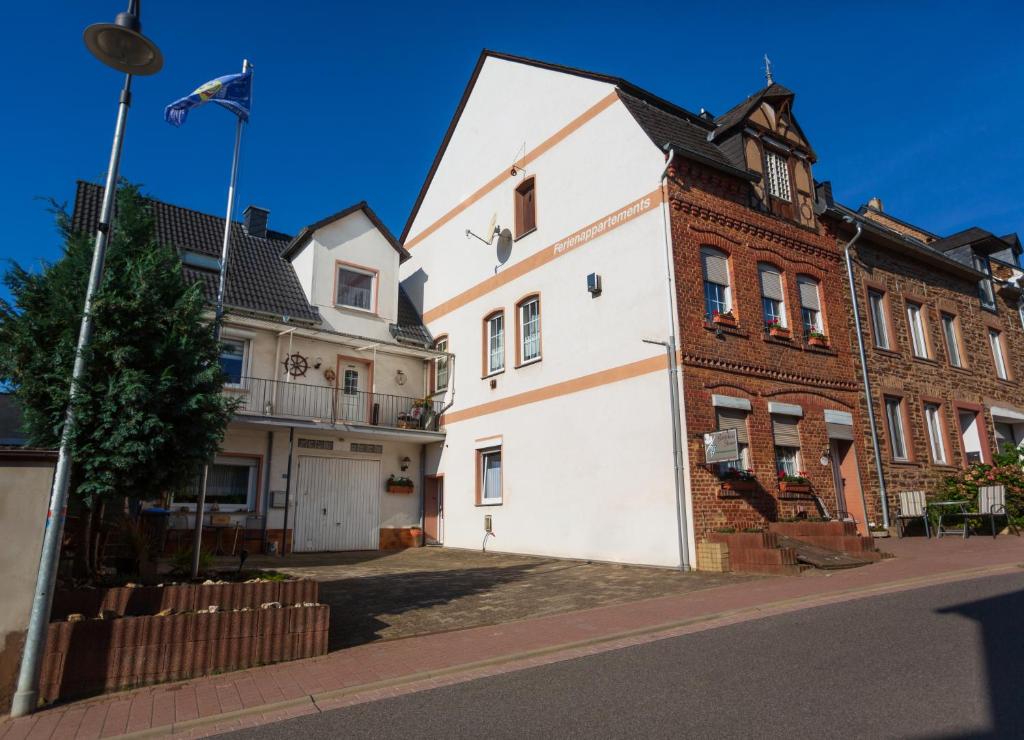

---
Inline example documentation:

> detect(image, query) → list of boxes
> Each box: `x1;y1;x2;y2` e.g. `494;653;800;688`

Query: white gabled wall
403;56;690;567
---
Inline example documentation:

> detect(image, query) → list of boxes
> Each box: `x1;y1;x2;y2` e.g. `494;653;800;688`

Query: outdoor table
927;500;970;539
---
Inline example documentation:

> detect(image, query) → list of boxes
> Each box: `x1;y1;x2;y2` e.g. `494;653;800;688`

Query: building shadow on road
936;586;1024;738
317;563;538;650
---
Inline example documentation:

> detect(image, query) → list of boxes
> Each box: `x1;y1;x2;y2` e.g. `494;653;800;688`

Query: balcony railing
229;376;445;432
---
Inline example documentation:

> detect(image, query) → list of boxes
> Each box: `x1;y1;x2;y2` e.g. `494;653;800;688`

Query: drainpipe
656;147;692;571
842;219;891;529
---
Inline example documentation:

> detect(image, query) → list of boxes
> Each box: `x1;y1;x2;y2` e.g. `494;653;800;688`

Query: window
433;336;449;391
335;264;376;311
1018;301;1024;332
343;368;359;394
924;402;948;464
514;178;536;237
906;302;929;358
219;339;246;386
765;150;792;201
868;289;890;349
485;312;505;375
478;447;502;505
174;457;258;511
716;408;751;475
771;414;801;476
958;409;985;465
797;276;823;335
701;247;731;320
517;296;541;364
941;313;963;368
989;329;1009;380
973;253;996;310
758;264;786;328
884;397;909;461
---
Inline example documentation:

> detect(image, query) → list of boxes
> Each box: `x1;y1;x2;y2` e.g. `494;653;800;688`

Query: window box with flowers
718;467;757;493
778;471;812;494
807;330;829;348
765;318;791;339
386;475;415;494
711;310;738;327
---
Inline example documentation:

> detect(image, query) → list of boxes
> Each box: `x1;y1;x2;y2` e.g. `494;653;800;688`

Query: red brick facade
667;160;871;538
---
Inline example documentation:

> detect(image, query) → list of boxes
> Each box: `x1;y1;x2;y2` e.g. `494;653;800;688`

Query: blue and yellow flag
164;70;252;127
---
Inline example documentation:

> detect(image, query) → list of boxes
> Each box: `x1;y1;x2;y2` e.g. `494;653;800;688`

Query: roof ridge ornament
764;54;774;86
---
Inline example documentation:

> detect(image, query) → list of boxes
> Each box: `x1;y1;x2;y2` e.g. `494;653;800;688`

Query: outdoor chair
973;485;1020;539
896;491;930;538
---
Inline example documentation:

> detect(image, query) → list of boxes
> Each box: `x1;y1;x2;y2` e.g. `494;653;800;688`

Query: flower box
387;484;415;494
721;480;757;493
807;336;829;347
768;326;791;338
779;481;811;494
712;313;738;327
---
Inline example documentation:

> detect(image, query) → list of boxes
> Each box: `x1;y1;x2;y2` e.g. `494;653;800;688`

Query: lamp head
84;4;162;75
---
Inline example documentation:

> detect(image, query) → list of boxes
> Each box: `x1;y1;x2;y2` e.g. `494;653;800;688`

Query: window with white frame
884;397;909;461
174;457;258;511
924;402;948;464
765;150;792;201
701;247;731;320
518;296;541;364
219;338;247;385
716;407;751;475
485;312;504;375
758;264;786;328
973;253;996;310
868;289;890;349
336;265;376;311
907;302;929;358
989;328;1009;380
434;336;449;391
941;313;963;368
797;276;823;335
479;447;502;505
772;414;801;477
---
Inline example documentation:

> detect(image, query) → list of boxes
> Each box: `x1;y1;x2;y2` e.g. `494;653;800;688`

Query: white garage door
294;456;380;552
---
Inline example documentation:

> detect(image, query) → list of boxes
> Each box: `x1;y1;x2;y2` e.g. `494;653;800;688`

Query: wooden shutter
516;179;536;235
759;265;784;301
717;408;749;444
702;249;730;285
798;277;820;310
772;414;801;447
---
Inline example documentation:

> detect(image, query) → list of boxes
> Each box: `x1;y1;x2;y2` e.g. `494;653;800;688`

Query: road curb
107;560;1024;737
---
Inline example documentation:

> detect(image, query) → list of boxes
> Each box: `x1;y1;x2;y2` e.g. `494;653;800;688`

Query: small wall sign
704;429;739;465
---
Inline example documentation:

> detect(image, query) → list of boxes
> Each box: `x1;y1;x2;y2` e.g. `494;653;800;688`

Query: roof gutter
842;218;891;529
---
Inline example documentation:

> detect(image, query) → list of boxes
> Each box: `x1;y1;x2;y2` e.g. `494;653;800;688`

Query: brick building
818;191;1023;526
652;84;872;537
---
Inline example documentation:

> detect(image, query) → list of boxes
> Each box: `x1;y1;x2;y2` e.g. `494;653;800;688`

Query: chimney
867;196;884;213
243;205;269;238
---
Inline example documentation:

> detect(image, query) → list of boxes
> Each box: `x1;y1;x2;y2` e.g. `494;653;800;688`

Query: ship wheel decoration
282;353;309;378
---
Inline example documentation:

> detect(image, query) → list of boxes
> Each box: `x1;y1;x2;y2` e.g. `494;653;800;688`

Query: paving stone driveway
244;548;761;650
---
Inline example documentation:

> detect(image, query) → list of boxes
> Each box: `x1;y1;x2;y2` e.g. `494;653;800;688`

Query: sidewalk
2;536;1021;739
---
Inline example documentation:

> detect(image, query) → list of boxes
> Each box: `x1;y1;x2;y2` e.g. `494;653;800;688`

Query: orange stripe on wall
444;354;669;425
423;188;662;324
405;90;621;251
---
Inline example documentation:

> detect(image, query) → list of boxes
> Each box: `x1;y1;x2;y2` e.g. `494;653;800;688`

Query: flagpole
191;58;251;579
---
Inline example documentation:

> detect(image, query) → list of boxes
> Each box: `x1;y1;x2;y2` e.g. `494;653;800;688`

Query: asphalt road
226;572;1024;739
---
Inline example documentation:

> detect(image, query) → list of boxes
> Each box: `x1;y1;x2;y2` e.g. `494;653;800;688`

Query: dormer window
765;150;792;201
335;262;377;312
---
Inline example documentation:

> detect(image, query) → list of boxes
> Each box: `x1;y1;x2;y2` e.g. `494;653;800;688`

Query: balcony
229;376;445;433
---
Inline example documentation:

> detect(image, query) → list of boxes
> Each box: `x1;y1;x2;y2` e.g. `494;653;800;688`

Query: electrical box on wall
587;273;602;296
484;514;493;533
270;491;288;509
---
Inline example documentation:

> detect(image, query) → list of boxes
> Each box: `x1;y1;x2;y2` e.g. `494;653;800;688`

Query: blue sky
1;1;1022;304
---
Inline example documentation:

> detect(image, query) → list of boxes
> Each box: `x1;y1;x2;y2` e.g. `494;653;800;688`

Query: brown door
424;476;443;544
831;440;869;536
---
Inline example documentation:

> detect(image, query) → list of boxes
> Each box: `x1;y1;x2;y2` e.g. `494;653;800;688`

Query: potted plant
765;317;790;338
718;467;757;492
386;475;415;494
778;470;812;494
711;309;737;327
807;330;829;347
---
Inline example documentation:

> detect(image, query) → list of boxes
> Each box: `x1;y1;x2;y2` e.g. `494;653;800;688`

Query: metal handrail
229;375;445;432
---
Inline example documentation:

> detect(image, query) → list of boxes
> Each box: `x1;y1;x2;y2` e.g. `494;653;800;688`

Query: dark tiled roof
615;91;756;181
390;288;433;347
928;227;1006;254
71;181;320;323
0;394;26;445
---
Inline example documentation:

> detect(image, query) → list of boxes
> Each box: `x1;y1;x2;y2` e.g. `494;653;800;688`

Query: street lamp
9;0;161;718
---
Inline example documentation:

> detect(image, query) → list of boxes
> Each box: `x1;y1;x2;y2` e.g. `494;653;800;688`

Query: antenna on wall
509;141;527;177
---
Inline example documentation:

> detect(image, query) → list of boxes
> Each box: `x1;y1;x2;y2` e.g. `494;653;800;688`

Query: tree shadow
936;587;1024;737
316;563;539;650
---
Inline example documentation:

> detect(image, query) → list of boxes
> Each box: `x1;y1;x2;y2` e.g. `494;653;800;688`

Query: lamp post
9;1;161;717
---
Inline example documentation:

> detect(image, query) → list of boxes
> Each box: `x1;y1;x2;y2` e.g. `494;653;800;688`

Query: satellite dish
484;213;497;243
496;228;513;265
